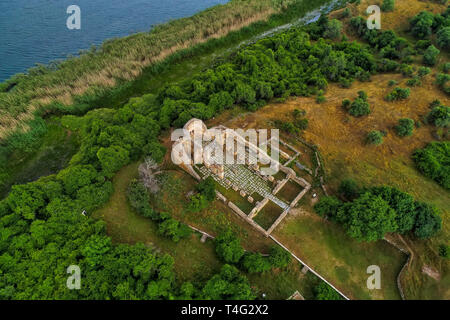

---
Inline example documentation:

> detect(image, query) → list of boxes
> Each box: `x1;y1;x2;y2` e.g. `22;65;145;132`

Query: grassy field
93;162;325;298
254;201;285;230
274;209;406;300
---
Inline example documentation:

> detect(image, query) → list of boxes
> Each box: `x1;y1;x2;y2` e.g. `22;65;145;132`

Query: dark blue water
0;0;228;82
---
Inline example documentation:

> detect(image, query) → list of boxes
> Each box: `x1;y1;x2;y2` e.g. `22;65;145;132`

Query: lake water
0;0;228;82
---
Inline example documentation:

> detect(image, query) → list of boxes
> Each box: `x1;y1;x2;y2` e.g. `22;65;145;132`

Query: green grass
216;183;255;215
254;200;285;230
277;180;304;204
275;213;407;300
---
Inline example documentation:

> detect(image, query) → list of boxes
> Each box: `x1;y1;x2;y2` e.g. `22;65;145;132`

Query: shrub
314;283;342;300
395;118;415;137
381;0;395;12
314;196;342;218
437;26;450;50
241;252;271;273
418;67;431;77
366;131;384;145
388;80;398;87
196;176;216;201
406;77;422;87
323;19;343;39
443;62;450;73
344;91;371;117
413;142;449;189
410;11;435;39
268;246;291;269
414;202;442;239
386;87;410;101
423;45;440;66
426;105;450;127
439;244;450;259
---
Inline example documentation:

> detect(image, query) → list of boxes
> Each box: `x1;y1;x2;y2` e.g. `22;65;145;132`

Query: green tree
196;177;216;202
268;245;291;269
423;45;440;66
314;196;342;218
97;145;130;178
314;282;342;300
82;235;112;267
201;264;255;300
337;192;398;242
410;11;435;39
324;19;343;39
414;202;442;239
215;229;245;264
241;252;271;273
437;26;450;50
56;165;98;196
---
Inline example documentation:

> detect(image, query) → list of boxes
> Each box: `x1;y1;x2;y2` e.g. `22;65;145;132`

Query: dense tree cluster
410;7;450;48
214;229;291;273
315;184;442;242
413;142;449;190
154;20;378;128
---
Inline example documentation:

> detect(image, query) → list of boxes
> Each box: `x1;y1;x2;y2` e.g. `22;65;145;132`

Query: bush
413;142;449;189
366;130;384;145
344;91;371;117
381;0;395;12
414;202;442;239
439;244;450;259
426;105;450;127
423;45;440;66
241;252;271;273
406;77;422;87
196;176;216;201
314;282;342;300
418;66;431;77
394;118;415;137
314;196;342;218
437;26;450;50
410;11;435;39
323;19;343;39
443;62;450;73
268;246;291;269
386;87;410;101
